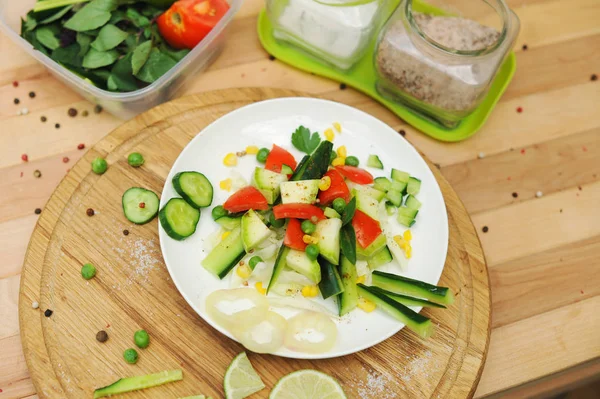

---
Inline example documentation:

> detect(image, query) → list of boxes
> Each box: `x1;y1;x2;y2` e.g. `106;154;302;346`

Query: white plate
159;98;448;359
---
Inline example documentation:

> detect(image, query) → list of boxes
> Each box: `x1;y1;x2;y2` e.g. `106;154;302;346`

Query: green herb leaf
36;26;61;50
39;5;74;24
160;45;189;62
131;40;152;75
340;225;357;264
291;125;321;154
23;28;49;56
76;32;93;57
52;44;83;67
64;0;118;32
90;24;128;51
341;197;356;226
109;53;139;91
24;12;38;32
125;7;150;27
82;47;118;69
135;48;176;83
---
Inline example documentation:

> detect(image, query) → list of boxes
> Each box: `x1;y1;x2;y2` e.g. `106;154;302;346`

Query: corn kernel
236;264;251;279
331;157;346;167
403;230;412;241
405;246;412;259
223;153;237;166
303;234;319;244
337;145;347;158
358;297;376;312
221;231;231;241
319;176;332;191
220;178;232;191
356;275;366;284
245;145;259;155
302;285;318;297
333;122;342;133
324;128;335;142
255;281;266;295
394;235;407;249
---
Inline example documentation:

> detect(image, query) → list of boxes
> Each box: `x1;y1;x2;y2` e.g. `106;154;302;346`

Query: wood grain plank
0;275;20;340
0;334;36;399
0;216;37;280
474;296;600;397
472;180;600;266
489;235;600;329
442;127;600;214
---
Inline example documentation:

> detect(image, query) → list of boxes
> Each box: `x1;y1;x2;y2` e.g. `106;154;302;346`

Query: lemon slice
269;369;346;399
224;352;265;399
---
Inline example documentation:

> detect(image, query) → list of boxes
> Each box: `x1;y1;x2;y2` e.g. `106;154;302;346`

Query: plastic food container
266;0;389;70
374;0;519;127
0;0;243;119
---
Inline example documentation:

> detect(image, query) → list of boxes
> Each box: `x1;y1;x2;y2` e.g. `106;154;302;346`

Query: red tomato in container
265;144;297;174
273;204;325;221
335;165;374;185
352;210;382;248
223;186;268;213
318;169;350;206
283;219;307;251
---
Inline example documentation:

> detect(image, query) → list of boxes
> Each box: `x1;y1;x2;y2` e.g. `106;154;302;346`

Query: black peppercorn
29;91;36;98
512;192;518;198
591;74;598;81
96;330;109;343
41;116;47;122
68;108;78;117
44;309;53;317
86;208;95;217
55;123;60;129
123;229;129;236
482;226;489;233
34;208;42;215
14;98;20;105
340;83;347;90
399;129;406;136
94;105;103;114
268;54;275;61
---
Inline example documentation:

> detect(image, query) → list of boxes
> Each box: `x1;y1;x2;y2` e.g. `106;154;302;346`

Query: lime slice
269;370;347;399
224;352;265;399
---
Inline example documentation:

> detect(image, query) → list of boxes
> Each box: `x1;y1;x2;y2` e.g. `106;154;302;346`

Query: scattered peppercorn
522;44;528;50
77;143;85;150
535;191;543;198
399;129;406;136
560;209;563;213
96;330;109;343
268;54;275;61
44;309;53;317
62;157;69;163
29;91;36;98
591;74;598;81
34;170;42;178
482;226;489;233
94;104;103;114
123;229;129;236
477;152;485;159
21;107;29;115
32;301;39;309
34;208;42;215
82;110;89;117
139;202;146;209
12;81;19;87
41;116;47;122
55;123;60;129
21;154;28;162
512;192;518;198
340;83;347;90
516;106;523;113
14;98;20;105
86;208;95;216
68;108;78;117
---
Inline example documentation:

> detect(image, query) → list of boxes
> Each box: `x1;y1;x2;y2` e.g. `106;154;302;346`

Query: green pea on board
92;157;108;174
134;330;150;349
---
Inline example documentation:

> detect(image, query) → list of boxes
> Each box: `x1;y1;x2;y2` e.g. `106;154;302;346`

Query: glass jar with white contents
266;0;388;70
374;0;520;127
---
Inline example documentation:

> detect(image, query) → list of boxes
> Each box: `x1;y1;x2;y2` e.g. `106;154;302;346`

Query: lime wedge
224;352;265;399
269;370;347;399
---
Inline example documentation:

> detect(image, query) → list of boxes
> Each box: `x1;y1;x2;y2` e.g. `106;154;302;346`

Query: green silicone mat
257;2;517;142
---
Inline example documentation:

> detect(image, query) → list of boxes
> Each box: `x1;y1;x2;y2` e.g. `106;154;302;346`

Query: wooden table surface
0;0;599;398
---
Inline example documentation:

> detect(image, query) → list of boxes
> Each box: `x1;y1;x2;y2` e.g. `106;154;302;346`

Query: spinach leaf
24;12;38;32
108;53;139;91
340;225;357;264
131;40;152;75
135;48;176;83
76;32;93;57
341;197;356;226
292;125;321;154
39;5;74;25
160;45;189;62
90;24;128;51
36;26;61;50
82;47;119;68
52;44;83;67
64;0;118;32
23;29;49;56
125;8;150;27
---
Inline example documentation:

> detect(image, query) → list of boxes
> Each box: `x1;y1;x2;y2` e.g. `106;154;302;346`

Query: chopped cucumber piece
407;177;422;195
281;164;293;175
280;180;320;204
353;189;379;221
385;189;403;207
202;227;245;279
93;369;183;398
172;171;213;208
397;207;418;227
385;202;397;216
252;167;287;204
372;270;454;305
366;154;384;169
338;255;359;316
291;141;332;181
270;282;302;297
373;177;391;192
324;207;341;219
368;286;446;308
350;184;386;201
267;246;291;293
357;284;433;339
404;194;422;210
397;215;416;228
391;169;410;183
367;246;393;269
356;233;387;260
122;187;160;224
390;179;407;194
159;198;200;240
215;216;242;230
318;258;344;299
286;249;321;283
313;218;342;265
241;209;271;252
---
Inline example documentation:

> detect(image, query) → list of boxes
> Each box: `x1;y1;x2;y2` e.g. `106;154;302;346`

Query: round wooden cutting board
19;88;491;399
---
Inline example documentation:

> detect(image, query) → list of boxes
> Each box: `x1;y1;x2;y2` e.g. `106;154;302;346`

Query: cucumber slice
280;180;320;204
397;207;418;227
391;169;410;183
215;215;242;230
385;202;397;216
367;246;393;270
94;369;183;398
267;245;291;293
202;227;245;279
159;198;200;240
404;194;422;210
407;177;422;195
241;209;271;252
286;249;321;283
172;171;213;208
351;184;386;201
291;141;332;181
356;233;387;260
390;179;407;194
353;189;379;221
122;187;159;224
357;284;433;339
313;218;342;265
318;258;344;299
281;164;294;175
385;189;403;207
372;270;454;305
289;155;309;181
324;207;341;219
338;255;358;316
373;177;391;192
368;286;446;308
367;154;384;169
252;167;287;205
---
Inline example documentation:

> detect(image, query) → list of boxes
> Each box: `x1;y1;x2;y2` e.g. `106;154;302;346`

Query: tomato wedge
352;210;383;248
265;144;297;174
284;219;307;251
223;186;269;213
335;165;374;185
273;204;325;221
318;169;350;206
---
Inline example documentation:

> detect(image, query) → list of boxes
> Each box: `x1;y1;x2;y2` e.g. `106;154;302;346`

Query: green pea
123;348;138;364
91;157;108;175
81;263;96;280
269;213;285;228
305;244;319;261
332;198;347;214
345;156;359;167
329;151;337;165
127;152;144;167
249;256;263;269
256;148;270;163
301;220;316;234
211;205;227;220
134;329;150;349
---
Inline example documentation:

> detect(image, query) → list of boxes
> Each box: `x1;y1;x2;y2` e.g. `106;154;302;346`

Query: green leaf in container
109;53;139;91
39;5;74;24
64;0;118;32
126;8;150;28
91;24;129;51
52;44;83;67
131;40;152;75
36;26;61;50
82;48;119;69
24;12;38;32
135;48;176;83
76;32;93;57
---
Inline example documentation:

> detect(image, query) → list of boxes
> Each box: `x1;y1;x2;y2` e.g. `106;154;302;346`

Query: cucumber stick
286;249;321;283
338;256;358;316
172;171;213;208
318;258;344;299
367;246;393;269
159;198;200;240
122;187;160;224
94;369;183;398
267;246;291;293
372;271;454;305
292;141;332;181
368;286;446;308
202;227;245;279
